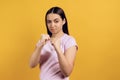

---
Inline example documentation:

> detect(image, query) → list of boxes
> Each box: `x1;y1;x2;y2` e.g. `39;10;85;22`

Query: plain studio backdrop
0;0;120;80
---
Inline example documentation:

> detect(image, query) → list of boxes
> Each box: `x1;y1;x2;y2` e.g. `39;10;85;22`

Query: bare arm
51;38;77;77
29;34;50;68
29;43;44;68
56;46;77;77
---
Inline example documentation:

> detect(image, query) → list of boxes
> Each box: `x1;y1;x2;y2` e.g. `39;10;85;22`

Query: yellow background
0;0;120;80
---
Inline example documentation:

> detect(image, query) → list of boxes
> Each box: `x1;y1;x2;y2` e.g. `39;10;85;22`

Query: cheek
47;23;50;27
59;23;64;29
56;25;63;32
57;22;63;27
47;24;51;29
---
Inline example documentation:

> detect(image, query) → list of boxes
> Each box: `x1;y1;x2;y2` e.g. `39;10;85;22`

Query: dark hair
45;6;69;37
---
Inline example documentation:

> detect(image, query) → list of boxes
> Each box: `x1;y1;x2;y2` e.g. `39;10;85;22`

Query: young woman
29;6;78;80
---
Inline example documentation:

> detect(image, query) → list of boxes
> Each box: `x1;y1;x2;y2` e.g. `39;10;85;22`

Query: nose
50;22;55;28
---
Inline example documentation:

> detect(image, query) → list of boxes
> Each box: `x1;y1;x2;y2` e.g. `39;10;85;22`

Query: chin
50;31;57;34
51;32;57;34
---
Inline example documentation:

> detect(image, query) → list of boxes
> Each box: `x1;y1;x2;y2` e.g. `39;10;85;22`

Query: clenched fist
37;34;50;47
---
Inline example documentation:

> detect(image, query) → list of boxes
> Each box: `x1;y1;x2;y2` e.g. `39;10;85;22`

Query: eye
54;20;59;23
47;20;51;24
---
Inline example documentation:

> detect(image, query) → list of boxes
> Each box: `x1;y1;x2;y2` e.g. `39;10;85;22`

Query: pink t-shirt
37;34;78;80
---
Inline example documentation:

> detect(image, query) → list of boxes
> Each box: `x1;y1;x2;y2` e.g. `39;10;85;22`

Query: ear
62;18;66;25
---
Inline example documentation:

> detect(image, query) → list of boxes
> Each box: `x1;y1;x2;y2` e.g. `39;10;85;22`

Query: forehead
47;13;61;20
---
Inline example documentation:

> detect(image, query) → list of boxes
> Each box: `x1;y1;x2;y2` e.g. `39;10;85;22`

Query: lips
50;29;55;31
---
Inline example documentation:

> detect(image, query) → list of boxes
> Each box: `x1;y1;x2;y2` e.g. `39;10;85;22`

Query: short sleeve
64;36;78;51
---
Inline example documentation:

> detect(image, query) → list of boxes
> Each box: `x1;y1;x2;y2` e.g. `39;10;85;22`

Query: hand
36;34;50;48
51;38;61;52
40;34;50;45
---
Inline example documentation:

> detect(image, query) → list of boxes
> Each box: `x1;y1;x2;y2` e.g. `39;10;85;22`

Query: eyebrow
47;18;60;21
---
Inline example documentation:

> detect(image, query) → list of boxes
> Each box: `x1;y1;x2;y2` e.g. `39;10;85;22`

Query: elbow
29;58;39;68
62;65;73;77
29;62;37;68
63;71;71;77
63;69;72;77
30;64;35;68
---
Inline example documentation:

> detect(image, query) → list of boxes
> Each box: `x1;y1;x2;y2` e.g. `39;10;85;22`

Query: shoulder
61;34;78;50
62;34;76;43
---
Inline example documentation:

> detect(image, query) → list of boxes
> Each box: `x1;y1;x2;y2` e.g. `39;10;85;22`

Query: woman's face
46;13;65;34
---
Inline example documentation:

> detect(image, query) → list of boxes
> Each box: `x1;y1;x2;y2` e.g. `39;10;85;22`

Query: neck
51;31;64;38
